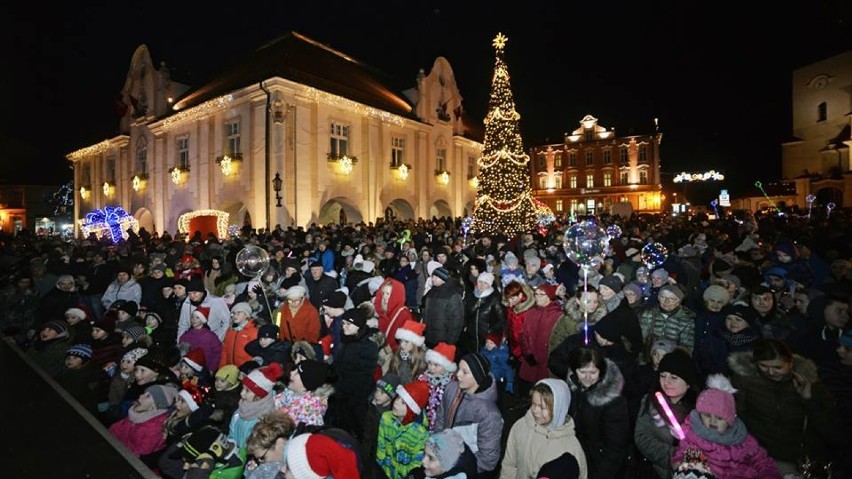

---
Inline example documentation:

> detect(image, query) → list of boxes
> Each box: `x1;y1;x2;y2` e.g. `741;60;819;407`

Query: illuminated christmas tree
471;33;551;237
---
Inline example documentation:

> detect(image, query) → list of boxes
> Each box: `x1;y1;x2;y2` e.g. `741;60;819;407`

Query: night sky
2;2;850;197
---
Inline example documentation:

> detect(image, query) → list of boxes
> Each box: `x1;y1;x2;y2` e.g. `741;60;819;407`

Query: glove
252;284;265;296
524;354;538;366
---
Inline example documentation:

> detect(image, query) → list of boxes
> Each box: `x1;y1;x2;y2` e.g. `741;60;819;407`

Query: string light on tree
471;33;551;237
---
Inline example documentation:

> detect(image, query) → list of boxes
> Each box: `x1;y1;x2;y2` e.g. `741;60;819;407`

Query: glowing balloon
563;220;610;269
641;242;668;270
236;245;271;277
606;225;622;240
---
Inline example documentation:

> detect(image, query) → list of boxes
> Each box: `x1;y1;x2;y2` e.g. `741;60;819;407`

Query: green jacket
376;410;429;479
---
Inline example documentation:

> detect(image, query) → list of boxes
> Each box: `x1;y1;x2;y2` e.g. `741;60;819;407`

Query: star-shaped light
493;33;508;51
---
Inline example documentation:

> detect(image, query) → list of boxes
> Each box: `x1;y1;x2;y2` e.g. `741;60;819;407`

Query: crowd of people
1;208;851;479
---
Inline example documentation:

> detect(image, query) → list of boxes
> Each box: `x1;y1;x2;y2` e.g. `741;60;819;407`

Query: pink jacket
108;411;169;457
672;412;781;479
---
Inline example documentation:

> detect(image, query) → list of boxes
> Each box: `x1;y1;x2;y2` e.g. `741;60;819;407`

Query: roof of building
172;31;416;120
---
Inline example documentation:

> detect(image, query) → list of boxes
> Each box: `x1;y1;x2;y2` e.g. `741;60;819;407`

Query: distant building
0;184;64;235
781;49;851;208
67;32;482;237
529;115;663;215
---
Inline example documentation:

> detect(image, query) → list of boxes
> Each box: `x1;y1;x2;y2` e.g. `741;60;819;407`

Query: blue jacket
480;343;514;393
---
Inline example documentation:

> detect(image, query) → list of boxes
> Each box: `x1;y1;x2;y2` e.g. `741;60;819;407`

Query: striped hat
242;362;283;398
66;343;93;360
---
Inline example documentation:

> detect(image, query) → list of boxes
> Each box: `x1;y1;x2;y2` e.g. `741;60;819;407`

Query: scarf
399;350;411;361
238;394;274;420
604;292;624;312
688;410;747;445
128;405;169;424
427;371;453;388
720;328;759;347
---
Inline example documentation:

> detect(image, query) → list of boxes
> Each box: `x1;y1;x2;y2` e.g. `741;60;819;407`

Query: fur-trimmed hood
569;358;624;407
728;351;819;383
503;282;536;314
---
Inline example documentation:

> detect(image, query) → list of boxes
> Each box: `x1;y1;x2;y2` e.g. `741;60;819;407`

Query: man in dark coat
421;266;464;348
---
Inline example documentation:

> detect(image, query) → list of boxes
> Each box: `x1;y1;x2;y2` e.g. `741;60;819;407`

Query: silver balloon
235;245;271;277
563;220;610;269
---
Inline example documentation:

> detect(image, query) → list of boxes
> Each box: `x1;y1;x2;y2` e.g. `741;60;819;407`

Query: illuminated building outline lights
177;210;230;239
673;170;725;183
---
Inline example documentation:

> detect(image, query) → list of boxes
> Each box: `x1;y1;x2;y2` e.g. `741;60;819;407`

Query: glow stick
754;181;780;215
654;392;685;440
583;267;589;345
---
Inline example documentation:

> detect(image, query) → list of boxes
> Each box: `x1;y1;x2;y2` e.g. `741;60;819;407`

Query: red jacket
219;321;259;369
519;301;563;383
278;302;321;343
373;278;413;352
108;411;169;457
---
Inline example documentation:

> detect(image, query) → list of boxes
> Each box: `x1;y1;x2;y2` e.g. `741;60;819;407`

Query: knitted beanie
432;267;450;282
122;347;148;364
659;284;685;301
257;324;280;340
426;429;467;475
43;320;70;337
147;384;178;409
658;349;698;388
598;275;623;294
476;272;495;286
396;381;430;425
117;300;139;317
376;373;403;399
395;320;426;346
66;343;93;361
296;359;329;392
696;374;738;425
230;302;253;316
340;308;367;329
123;325;146;342
536;284;558;301
242;362;283;398
215;365;241;390
702;285;730;304
425;342;458;373
460;352;492;392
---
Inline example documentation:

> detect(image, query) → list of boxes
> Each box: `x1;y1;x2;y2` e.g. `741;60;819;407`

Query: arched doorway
134;207;154;235
319;197;363;225
386;199;415;220
220;201;251;233
429;200;452;219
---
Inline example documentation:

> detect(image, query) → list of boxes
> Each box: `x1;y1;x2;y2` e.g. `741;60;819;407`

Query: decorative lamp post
272;173;283;207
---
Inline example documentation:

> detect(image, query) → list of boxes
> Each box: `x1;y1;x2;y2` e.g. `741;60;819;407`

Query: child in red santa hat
228;362;282;449
389;320;428;384
419;342;458;433
377;381;431;479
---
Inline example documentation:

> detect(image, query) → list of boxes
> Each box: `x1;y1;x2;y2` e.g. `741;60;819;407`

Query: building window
82;164;91;184
538;176;547;189
554;153;562;168
603;172;612;187
226;121;241;157
537;154;546;170
177;136;190;169
586;174;594;188
620;171;628;185
556;199;563;211
568;152;577;167
570;199;578;213
330;122;349;157
639;170;648;184
391;137;405;167
818;102;827;122
585;151;594;165
554;175;562;189
467;156;476;178
135;137;148;176
619;148;628;163
106;154;116;181
603;150;611;164
570;175;577;188
436;148;447;171
584;130;594;141
639;145;647;162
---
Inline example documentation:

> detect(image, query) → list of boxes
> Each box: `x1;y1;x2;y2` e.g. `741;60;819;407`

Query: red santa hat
425;342;457;373
192;306;211;323
395;320;426;347
178;382;210;412
396;381;430;425
64;305;92;322
181;348;206;373
242;362;283;398
286;433;360;479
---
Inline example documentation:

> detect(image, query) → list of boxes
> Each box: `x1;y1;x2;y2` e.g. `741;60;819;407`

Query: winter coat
37;286;81;326
603;297;644;362
273;383;334;426
434;376;504;473
330;328;379;438
109;410;170;456
177;292;232;342
219;321;258;369
27;335;71;379
178;326;223;375
394;264;420;310
101;278;142;311
277;301;321;344
461;287;506;357
548;300;608;354
500;408;588;479
421;278;465;347
57;362;108;415
519;301;563;383
672;410;781;479
481;343;514;393
728;351;840;463
503;282;536;362
243;338;290;368
304;272;338;311
634;393;694;479
568;359;629;479
377;411;430;479
374;278;414;352
638;305;697;351
364;400;393;461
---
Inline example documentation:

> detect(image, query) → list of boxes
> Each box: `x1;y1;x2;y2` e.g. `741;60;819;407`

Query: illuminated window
226;121;241;157
570;175;577;188
570;199;578;212
554;175;562;189
586;151;594;165
569;152;577;167
330;122;349;157
639;145;647;162
391;137;405;167
621;171;628;185
619;148;628;163
539;176;547;189
603;149;612;164
177;136;190;169
603;172;612;187
586;174;594;188
556;199;563;211
555;153;562;168
640;170;648;184
135;137;148;176
436;148;447;171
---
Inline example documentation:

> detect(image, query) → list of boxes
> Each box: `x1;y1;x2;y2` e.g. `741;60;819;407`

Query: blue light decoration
641;242;668;270
710;199;720;218
606;224;622;240
80;206;139;243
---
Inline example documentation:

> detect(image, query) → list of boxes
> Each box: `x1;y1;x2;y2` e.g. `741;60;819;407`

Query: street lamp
272;173;283;207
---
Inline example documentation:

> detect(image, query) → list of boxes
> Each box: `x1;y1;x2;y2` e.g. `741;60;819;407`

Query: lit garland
397;164;409;180
303;86;406;127
339;156;354;175
470;33;549;237
67;140;112;161
163;96;233;132
178;210;230;239
80;206;139;243
673;170;725;183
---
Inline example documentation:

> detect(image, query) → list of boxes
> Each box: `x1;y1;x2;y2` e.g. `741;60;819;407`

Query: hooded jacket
373;278;414;352
500;378;588;479
503;282;536;361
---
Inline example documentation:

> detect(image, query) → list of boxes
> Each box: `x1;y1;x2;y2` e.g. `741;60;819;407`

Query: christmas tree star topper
492;33;508;51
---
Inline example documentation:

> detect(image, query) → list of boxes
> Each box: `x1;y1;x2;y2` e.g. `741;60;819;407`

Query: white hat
476;272;495;286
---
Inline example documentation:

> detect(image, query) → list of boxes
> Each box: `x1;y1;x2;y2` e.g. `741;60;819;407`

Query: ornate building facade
529;115;663;216
67;32;482;236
